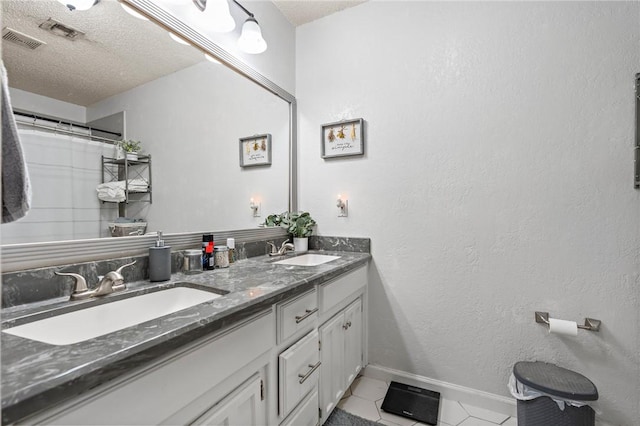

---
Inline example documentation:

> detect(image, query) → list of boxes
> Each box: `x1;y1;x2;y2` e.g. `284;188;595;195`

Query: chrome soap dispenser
149;231;171;282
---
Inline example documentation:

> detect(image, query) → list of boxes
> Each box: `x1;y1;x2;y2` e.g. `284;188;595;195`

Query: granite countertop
1;250;370;424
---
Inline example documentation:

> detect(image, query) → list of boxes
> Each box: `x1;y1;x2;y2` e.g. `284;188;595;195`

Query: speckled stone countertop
1;250;370;424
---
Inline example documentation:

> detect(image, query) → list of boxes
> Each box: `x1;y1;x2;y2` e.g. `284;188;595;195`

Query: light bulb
205;0;235;33
238;17;267;54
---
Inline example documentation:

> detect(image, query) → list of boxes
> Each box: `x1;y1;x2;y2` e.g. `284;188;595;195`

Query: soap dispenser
149;231;171;282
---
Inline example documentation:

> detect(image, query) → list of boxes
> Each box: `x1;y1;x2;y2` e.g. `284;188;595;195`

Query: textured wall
296;2;640;423
89;61;290;233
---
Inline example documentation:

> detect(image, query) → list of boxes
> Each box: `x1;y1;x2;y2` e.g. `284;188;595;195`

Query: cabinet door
279;330;320;417
281;389;319;426
319;313;345;421
192;374;264;425
344;298;363;385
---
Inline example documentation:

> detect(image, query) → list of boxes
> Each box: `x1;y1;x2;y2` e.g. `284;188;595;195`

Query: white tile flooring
337;376;517;426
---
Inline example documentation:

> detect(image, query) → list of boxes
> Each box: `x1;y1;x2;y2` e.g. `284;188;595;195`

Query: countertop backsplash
1;236;369;309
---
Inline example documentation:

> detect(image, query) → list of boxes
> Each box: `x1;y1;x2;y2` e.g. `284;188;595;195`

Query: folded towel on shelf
96;179;148;203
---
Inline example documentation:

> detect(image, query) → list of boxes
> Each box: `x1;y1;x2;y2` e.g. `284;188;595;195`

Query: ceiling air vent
2;27;46;50
39;18;85;40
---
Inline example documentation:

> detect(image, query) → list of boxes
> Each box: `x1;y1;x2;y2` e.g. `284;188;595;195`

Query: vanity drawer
319;266;366;314
279;329;320;418
277;289;317;343
281;388;319;426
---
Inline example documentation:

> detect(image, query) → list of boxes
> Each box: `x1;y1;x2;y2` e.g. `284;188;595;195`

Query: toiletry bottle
202;233;215;270
149;231;171;281
227;238;236;264
214;245;229;268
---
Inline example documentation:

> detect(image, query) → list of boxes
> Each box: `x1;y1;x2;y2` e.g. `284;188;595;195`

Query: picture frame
239;134;272;167
321;118;364;159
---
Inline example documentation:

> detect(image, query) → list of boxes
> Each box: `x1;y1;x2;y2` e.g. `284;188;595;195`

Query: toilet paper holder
535;311;601;332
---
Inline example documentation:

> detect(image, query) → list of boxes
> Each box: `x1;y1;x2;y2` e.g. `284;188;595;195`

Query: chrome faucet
56;261;136;300
267;240;295;256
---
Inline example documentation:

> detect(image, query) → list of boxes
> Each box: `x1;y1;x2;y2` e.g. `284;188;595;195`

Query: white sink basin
3;287;222;345
273;254;340;266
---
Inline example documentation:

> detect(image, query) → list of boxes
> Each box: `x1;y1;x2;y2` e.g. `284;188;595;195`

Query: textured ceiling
272;0;366;26
1;0;365;107
2;0;203;106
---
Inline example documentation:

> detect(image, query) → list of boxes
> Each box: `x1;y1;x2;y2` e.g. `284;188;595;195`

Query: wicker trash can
510;361;598;426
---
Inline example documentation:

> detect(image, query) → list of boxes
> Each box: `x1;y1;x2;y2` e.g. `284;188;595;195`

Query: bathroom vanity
1;249;370;425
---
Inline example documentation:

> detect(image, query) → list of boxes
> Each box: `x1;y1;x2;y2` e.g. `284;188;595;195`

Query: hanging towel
1;63;31;223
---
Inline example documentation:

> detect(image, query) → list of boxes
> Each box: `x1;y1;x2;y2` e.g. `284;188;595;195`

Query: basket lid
513;362;598;401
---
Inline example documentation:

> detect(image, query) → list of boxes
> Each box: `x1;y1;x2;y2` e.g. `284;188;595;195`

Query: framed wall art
321;118;364;159
239;134;272;167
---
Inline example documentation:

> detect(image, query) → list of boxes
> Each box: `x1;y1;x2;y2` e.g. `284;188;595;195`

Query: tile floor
337;376;516;426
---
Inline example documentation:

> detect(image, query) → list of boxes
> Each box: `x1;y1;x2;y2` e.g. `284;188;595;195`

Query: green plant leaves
261;211;316;237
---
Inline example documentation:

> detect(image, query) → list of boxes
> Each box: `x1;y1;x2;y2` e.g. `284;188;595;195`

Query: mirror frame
1;0;296;272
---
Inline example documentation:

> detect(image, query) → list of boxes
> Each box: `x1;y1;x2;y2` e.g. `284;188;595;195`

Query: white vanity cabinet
275;289;320;425
191;374;264;425
27;311;275;426
317;267;367;423
17;262;368;426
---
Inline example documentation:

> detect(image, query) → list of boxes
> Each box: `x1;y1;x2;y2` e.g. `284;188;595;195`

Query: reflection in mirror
1;0;289;245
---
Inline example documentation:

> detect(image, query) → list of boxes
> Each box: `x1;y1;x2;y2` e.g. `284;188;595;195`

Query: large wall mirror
1;0;295;270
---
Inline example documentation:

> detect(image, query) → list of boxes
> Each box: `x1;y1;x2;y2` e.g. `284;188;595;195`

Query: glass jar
214;245;229;268
183;249;202;274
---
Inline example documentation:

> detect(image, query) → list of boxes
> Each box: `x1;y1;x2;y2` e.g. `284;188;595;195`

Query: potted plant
281;211;316;253
117;139;142;161
263;213;284;227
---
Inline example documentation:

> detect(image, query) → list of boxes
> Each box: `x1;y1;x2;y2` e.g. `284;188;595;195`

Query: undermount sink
3;286;224;346
273;254;340;266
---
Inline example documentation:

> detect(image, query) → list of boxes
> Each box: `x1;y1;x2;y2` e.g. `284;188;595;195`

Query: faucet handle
278;239;290;250
114;260;136;275
55;271;89;296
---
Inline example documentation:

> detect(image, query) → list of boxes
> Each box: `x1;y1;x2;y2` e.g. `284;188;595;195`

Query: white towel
96;179;148;203
2;63;32;223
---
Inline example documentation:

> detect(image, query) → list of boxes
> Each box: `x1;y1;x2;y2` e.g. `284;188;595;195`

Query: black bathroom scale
381;381;441;425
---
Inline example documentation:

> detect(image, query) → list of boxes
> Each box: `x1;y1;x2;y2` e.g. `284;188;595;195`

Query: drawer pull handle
295;308;318;324
298;361;321;384
342;321;352;330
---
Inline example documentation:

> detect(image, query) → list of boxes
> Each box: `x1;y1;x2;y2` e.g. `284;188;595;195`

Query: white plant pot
293;237;308;253
126;151;138;161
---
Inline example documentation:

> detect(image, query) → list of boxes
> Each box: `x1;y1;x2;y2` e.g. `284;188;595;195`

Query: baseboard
362;364;517;418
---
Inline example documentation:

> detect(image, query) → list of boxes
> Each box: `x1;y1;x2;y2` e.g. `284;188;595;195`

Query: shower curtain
1;126;116;244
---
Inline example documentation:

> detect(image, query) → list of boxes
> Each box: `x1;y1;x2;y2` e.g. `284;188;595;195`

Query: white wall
89;61;289;234
9;88;86;123
297;2;640;423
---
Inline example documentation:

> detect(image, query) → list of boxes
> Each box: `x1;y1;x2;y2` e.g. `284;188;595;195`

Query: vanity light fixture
337;194;348;217
233;0;267;54
57;0;99;11
250;198;261;217
184;0;267;54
